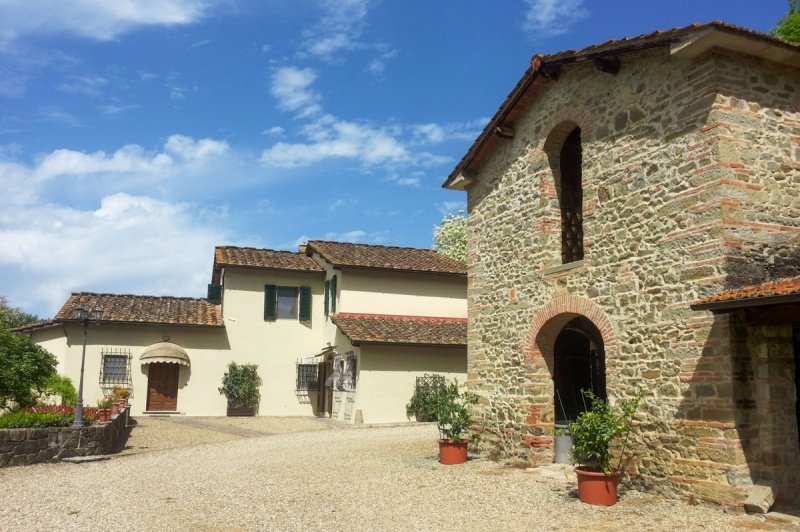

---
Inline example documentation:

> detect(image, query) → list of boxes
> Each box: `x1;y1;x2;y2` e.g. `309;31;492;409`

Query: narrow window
560;127;583;263
277;286;299;319
324;280;330;316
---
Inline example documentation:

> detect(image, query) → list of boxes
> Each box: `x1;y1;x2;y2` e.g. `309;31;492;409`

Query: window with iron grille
296;363;318;390
339;352;357;392
99;348;132;386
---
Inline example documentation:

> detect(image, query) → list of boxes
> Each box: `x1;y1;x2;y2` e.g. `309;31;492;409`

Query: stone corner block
744;484;775;514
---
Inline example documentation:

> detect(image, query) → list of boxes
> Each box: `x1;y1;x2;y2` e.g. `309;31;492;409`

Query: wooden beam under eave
744;304;800;325
595;56;621;74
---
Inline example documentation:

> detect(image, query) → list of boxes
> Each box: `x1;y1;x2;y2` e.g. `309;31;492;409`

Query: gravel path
0;421;790;531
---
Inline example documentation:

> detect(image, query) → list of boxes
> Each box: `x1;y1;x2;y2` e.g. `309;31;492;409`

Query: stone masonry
457;30;800;510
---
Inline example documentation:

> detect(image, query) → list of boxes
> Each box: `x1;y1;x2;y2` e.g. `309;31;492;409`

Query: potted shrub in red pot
433;380;479;465
96;397;113;422
568;390;641;506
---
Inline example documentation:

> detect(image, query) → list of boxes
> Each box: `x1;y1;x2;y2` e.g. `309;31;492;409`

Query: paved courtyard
0;417;794;531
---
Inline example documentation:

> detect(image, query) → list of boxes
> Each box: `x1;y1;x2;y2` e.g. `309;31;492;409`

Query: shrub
433;379;478;443
568;390;641;474
406;374;445;421
0;405;98;428
0;327;58;410
41;374;77;406
218;362;262;409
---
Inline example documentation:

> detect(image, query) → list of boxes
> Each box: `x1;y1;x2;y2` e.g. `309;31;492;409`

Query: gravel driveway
0;419;791;531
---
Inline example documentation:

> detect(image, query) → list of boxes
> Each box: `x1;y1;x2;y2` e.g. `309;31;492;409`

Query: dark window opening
277;287;299;319
296;363;318;390
560;127;583;263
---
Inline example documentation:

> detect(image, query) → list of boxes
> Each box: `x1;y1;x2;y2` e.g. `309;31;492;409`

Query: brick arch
523;294;618;371
519;294;618;465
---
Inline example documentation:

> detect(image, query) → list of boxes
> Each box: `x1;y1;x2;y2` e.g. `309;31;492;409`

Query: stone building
443;22;800;510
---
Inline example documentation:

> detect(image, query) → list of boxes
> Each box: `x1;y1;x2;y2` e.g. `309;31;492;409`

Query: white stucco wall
339;269;467;318
354;344;467;424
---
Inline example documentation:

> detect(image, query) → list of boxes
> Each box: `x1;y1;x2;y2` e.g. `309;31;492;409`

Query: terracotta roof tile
307;241;466;275
693;277;800;310
54;293;223;327
331;313;467;346
215;246;322;272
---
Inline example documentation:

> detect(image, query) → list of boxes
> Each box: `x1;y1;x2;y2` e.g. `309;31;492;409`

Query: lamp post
72;305;103;428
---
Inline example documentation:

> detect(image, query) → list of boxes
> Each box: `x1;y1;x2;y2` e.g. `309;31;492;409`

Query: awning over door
139;342;191;367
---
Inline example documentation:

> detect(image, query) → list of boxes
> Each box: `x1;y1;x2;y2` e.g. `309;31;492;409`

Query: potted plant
433;380;479;465
218;362;262;416
96;397;113;422
568;390;641;506
111;386;131;409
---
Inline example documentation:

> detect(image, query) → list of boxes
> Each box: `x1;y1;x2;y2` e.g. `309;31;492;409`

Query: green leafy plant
0;326;58;410
406;374;445;422
433;211;467;262
773;0;800;43
568;390;641;474
218;362;262;409
97;397;114;409
110;386;131;401
0;405;98;428
433;379;479;443
41;374;77;406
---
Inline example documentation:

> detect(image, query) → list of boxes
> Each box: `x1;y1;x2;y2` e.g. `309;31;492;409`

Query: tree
0;296;40;329
773;0;800;43
433;211;467;263
0;325;58;410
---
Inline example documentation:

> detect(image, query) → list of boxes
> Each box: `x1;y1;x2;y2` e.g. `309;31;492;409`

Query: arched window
559;127;583;263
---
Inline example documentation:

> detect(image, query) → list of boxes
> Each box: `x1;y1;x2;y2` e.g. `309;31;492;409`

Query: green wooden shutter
207;283;222;304
299;286;312;322
264;284;277;321
330;275;337;313
324;280;330;316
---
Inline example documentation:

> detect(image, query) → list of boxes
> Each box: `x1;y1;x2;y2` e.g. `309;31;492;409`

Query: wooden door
317;359;333;417
147;363;179;411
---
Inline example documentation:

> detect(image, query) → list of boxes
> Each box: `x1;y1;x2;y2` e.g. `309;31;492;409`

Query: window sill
542;260;585;278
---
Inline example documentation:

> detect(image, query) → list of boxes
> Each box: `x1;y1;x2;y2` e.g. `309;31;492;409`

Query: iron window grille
335;352;357;392
296;363;319;390
99;348;132;386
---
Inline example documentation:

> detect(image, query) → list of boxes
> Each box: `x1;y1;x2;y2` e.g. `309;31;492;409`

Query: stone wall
465;45;800;510
0;407;130;467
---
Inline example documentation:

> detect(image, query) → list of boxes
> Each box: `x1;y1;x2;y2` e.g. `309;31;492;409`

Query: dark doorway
317;358;333;417
146;363;179;411
553;316;606;424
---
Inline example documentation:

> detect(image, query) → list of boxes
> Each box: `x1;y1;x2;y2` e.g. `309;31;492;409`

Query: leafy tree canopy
0;326;58;410
773;0;800;42
433;211;467;263
0;296;40;329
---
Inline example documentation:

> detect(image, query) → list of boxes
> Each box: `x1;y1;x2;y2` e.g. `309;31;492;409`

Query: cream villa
18;241;467;424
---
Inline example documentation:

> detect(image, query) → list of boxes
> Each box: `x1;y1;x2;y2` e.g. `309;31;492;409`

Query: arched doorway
553;316;606;424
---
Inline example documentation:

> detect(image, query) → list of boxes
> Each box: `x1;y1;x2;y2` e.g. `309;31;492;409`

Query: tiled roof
692;277;800;311
331;313;467;346
9;320;61;334
54;293;223;327
306;240;466;275
215;246;323;272
444;21;800;189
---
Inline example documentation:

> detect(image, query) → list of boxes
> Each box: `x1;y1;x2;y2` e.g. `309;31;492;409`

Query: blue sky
0;0;787;317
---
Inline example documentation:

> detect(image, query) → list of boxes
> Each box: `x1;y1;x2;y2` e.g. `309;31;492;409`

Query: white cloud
165;134;229;160
261;115;409;168
30;134;227;182
270;67;321;117
301;0;371;59
262;126;285;137
437;201;466;216
0;0;217;42
0;193;225;315
523;0;588;37
413;123;446;144
58;75;108;98
365;48;397;78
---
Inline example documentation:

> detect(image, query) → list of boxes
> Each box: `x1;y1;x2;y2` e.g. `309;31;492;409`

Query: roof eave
690;293;800;312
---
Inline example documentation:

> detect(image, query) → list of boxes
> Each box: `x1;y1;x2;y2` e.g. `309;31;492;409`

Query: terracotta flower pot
98;409;110;422
438;439;468;465
118;398;128;409
574;466;621;506
111;404;119;416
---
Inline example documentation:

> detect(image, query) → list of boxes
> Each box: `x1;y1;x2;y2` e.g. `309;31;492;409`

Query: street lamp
72;305;103;428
